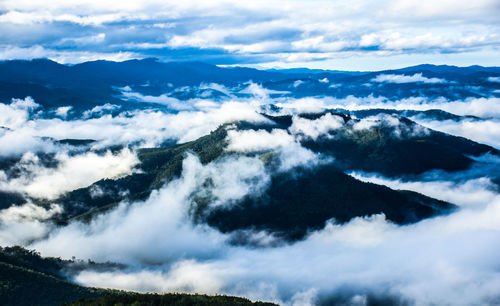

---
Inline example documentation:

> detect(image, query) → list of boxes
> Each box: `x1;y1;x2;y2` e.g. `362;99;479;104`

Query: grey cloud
0;1;499;66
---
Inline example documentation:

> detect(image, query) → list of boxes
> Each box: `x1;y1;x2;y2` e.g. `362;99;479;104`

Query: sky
0;0;499;70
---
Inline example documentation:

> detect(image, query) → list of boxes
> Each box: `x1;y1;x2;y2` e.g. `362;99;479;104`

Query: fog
0;91;499;305
31;153;500;305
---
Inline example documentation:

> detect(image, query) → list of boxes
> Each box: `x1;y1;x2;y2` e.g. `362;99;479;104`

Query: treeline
67;293;276;306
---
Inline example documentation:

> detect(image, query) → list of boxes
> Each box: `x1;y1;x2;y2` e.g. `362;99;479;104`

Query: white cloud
0;98;269;154
238;82;290;99
1;0;498;67
411;117;500;149
0;149;139;199
55;106;72;118
121;91;192;110
372;73;448;84
0;89;500;305
289;113;344;140
0;45;137;64
226;129;295;152
292;80;304;88
350;114;430;138
0;203;61;245
0;97;39;129
350;172;498;207
82;103;120;118
487;76;500;83
279;96;500;119
226;127;322;171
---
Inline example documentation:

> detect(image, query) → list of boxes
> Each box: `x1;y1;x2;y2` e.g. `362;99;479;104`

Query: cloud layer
26;152;500;306
371;73;448;84
0;90;499;305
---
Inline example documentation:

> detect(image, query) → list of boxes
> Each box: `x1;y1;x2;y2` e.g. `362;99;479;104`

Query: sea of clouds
0;86;499;305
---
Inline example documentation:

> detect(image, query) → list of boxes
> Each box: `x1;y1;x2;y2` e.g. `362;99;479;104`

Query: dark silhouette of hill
0;59;498;111
42;112;498;240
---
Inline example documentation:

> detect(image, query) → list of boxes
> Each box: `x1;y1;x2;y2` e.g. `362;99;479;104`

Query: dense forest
0;246;276;306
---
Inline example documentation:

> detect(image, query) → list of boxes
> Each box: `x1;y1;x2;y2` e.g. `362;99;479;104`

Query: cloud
0;149;139;199
487;76;500;83
0;202;61;245
371;73;448;84
292;80;304;88
411;117;500;149
226;129;295;152
82;104;120;118
350;171;498;207
238;82;290;99
0;97;39;129
1;88;500;305
0;98;270;154
225;127;322;171
55;106;72;118
41;158;500;305
288;113;344;140
351;114;431;138
120;91;193;110
0;1;499;67
0;98;60;156
30;153;268;263
276;96;500;119
0;45;137;64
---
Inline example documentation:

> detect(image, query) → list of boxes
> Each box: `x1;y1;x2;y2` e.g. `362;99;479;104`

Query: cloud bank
22;152;500;306
371;73;448;84
0;90;499;305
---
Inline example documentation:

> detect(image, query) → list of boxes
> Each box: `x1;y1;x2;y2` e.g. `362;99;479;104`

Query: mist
27;151;500;306
1;90;499;305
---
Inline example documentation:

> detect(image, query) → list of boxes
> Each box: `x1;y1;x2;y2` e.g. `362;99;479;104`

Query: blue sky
0;0;499;70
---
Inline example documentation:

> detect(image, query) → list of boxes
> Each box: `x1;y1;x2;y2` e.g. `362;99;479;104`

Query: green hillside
0;246;276;306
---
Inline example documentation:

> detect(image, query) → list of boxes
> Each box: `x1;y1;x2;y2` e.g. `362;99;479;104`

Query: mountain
0;59;499;112
0;246;105;306
396;64;500;75
0;58;284;89
0;246;276;306
34;110;499;240
205;164;454;240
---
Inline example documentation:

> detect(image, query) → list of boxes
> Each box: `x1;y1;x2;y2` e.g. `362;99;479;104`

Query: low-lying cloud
25;152;500;305
372;73;448;84
0;98;269;156
411;117;500;149
289;113;344;140
0;91;500;305
0;149;139;199
0;145;489;305
0;202;61;246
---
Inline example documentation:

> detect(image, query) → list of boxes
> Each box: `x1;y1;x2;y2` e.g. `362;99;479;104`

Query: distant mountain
266;67;367;75
0;59;499;112
0;58;285;89
396;64;500;75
